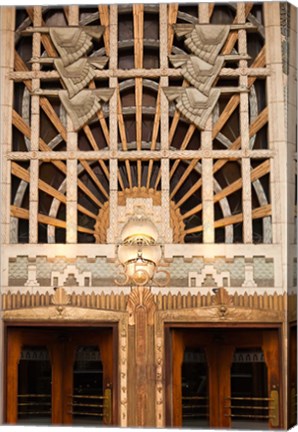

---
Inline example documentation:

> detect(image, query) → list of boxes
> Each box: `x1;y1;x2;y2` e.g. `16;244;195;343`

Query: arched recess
11;4;271;244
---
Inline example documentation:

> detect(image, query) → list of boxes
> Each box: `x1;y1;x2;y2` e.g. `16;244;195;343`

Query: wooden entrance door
171;328;280;429
6;327;114;425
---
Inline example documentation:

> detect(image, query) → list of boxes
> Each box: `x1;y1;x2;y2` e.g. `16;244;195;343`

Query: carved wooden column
127;286;156;426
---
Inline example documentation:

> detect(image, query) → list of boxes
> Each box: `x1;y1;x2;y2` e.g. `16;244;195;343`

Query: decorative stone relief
174;24;230;65
51;264;91;287
163;87;221;130
169;55;224;96
24;264;40;287
119;317;128;427
49;27;104;66
54;57;107;99
127;286;156;426
47;26;113;131
127;286;156;326
155;335;164;426
8;255;275;289
59;88;114;132
99;188;184;244
163;24;230;130
188;265;230;287
212;286;233;319
242;263;258;288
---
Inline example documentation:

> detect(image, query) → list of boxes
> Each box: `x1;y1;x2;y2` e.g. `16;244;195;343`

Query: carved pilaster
127;287;156;426
155;334;164;427
119;316;128;427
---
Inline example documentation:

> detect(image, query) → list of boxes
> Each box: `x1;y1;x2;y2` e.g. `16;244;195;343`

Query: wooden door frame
4;322;119;426
165;323;283;429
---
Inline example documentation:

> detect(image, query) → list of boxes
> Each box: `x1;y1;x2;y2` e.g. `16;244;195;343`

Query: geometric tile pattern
8;255;275;288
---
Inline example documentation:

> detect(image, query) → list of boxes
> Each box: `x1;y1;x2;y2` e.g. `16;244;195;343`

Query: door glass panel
18;346;52;425
228;348;269;430
71;346;104;425
181;348;209;428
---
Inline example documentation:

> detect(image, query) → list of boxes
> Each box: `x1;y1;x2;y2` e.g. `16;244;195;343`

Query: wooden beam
168;80;189;146
148;5;179;190
184;204;272;235
88;80;111;148
175;107;268;209
79;160;109;199
245;3;254;17
25;8;58;58
168;4;179;54
15;51;67;142
146;88;161;189
155;116;195;190
209;3;215;18
11;205;95;234
117;89;133;189
11;161;65;203
11;161;97;220
181;159;270;220
82;124;110;180
12;110;104;209
212;46;266;140
170;158;199;199
169;124;196;179
98;5;110;56
133;5;144;187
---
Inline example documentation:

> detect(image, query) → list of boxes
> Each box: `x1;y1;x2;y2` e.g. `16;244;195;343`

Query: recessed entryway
5;326;117;426
167;327;281;429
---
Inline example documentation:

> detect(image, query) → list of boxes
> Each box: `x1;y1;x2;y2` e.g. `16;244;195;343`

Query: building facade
0;3;297;429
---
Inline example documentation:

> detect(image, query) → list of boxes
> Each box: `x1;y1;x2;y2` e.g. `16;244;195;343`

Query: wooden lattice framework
5;4;276;245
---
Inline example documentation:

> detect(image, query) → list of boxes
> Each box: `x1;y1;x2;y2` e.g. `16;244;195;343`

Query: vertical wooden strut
133;5;144;187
